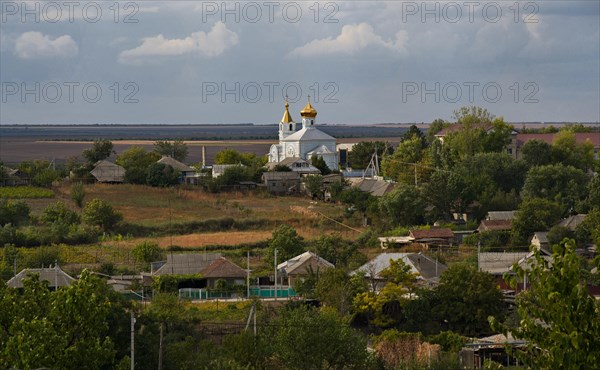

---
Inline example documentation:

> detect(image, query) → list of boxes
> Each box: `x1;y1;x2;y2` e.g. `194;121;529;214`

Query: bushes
41;201;80;226
132;241;163;266
83;199;123;231
0;186;54;199
0;199;30;226
70;182;85;207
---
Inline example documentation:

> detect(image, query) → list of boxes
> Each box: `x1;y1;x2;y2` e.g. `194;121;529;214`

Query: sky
0;0;599;125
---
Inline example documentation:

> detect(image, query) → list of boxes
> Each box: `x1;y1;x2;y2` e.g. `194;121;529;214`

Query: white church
267;97;338;171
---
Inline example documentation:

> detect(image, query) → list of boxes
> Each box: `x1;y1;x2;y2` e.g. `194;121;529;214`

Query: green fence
178;286;297;300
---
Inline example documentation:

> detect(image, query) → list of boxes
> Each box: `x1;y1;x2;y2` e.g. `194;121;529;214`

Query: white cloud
288;23;408;58
14;31;78;59
118;21;238;65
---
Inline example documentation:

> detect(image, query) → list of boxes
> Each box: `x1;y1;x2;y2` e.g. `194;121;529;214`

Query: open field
0;124;407;165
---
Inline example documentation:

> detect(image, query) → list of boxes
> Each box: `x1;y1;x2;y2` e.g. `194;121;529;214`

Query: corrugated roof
478;252;529;274
6;265;75;289
157;156;195;172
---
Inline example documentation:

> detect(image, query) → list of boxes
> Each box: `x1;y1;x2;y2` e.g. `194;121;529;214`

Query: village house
7;264;75;289
157;156;198;184
152;253;246;290
277;251;334;287
90;160;125;183
262;171;301;194
477;219;512;233
353;252;447;291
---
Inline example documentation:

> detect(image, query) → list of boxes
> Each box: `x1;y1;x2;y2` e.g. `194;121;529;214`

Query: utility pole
274;249;278;300
158;322;164;370
246;251;250;298
130;312;136;370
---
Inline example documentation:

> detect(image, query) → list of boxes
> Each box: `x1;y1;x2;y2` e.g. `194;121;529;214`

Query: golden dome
281;98;294;124
300;96;317;118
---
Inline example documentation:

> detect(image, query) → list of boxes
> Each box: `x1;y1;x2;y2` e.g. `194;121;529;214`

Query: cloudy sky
1;1;598;124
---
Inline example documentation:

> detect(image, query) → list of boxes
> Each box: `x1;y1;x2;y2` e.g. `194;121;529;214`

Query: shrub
132;241;163;265
83;199;123;231
0;199;30;226
41;201;80;226
70;182;85;207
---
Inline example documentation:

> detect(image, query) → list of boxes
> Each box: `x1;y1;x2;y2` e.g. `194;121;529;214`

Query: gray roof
349;178;396;196
558;214;586;230
353;253;447;282
277;251;334;275
532;232;548;244
90;160;125;183
478;252;529;275
157;156;195;172
7;265;75;289
268;157;321;174
153;253;223;275
281;127;335;142
486;211;517;221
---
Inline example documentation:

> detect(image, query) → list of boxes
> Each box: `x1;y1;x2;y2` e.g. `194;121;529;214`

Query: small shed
262;171;300;194
157;156;197;183
212;164;245;178
7;265;75;289
90;160;125;183
200;257;247;288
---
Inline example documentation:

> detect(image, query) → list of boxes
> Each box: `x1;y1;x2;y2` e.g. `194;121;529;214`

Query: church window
311;120;314;126
289;124;293;131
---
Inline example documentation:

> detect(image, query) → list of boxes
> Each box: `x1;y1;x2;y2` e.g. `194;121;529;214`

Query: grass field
0;186;55;199
14;183;364;271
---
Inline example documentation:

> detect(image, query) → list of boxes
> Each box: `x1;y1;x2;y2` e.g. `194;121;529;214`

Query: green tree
269;306;370;369
0;271;118;369
82;139;114;164
146;163;179;187
401;124;426;147
426;118;451;144
382;136;427;184
153;140;189;161
268;224;304;263
379;258;417;292
310;233;356;267
70;182;85;208
452;106;494;124
303;174;324;199
310;154;331;175
547;225;576;247
511;198;563;246
491;239;600;369
521;163;589;215
434;263;505;336
41;201;80;226
132;241;163;267
0;199;30;226
315;268;367;315
17;160;60;187
521;139;553;167
347;141;394;170
378;183;425;227
552;130;595;171
82;199;123;231
217;165;253;186
116;146;160;184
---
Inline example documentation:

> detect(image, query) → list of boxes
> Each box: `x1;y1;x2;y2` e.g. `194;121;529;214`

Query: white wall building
268;98;338;171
